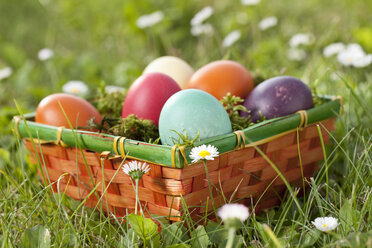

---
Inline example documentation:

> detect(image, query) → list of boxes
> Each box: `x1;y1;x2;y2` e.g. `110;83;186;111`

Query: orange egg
186;60;254;100
35;93;102;128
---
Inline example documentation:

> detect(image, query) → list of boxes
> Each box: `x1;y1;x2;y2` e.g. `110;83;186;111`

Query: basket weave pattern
25;118;335;221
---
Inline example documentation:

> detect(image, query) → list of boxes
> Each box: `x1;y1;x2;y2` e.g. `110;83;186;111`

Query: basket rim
13;95;342;168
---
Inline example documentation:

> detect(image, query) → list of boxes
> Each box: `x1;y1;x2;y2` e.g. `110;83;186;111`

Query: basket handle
296;110;308;131
113;137;127;158
234;130;246;149
171;145;187;167
100;136;127;160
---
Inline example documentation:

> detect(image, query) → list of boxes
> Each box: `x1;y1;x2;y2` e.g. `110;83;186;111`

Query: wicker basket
14;96;342;221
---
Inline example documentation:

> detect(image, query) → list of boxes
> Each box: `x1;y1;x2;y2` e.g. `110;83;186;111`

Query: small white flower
289;33;314;48
353;54;372;68
222;30;241;48
241;0;261;6
337;43;372;68
312;217;339;232
105;85;126;94
190;6;213;26
136;11;164;29
38;48;54;61
218;203;250;222
189;144;219;163
191;23;214;36
337;50;361;67
62;80;89;95
123;161;151;180
287;48;307;61
0;67;12;80
323;42;345;57
258;16;278;31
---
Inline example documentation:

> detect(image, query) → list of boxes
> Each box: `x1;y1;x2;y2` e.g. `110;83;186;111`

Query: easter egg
122;72;181;126
242;76;314;122
35;93;102;128
159;89;232;145
143;56;195;88
186;60;254;100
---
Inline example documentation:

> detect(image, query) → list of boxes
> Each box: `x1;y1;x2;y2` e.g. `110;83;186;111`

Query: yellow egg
143;56;194;88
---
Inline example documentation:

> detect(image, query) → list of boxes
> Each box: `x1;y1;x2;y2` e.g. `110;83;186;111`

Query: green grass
0;0;371;247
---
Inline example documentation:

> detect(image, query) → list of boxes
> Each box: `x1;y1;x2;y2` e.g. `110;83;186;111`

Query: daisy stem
135;179;139;215
130;178;139;248
226;227;236;248
202;160;217;217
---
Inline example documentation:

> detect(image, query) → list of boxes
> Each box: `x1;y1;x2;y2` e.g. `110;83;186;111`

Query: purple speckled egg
242;76;313;122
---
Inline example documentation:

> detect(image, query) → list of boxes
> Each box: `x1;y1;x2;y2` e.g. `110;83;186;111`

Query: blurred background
0;0;371;141
1;0;371;105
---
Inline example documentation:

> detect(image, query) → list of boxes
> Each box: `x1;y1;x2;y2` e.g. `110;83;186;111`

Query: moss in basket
90;114;160;143
220;93;256;131
96;83;127;117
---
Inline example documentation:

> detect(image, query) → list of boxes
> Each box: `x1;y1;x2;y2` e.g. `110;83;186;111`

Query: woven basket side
24;118;335;221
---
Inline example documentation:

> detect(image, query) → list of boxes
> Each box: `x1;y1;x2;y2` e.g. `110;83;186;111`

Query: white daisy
241;0;261;6
312;217;338;232
38;48;54;61
222;30;241;48
217;203;250;222
289;33;314;48
337;43;372;68
287;48;307;61
123;161;151;180
136;11;164;29
190;23;214;36
323;42;345;57
62;80;89;95
258;16;278;31
0;67;12;80
353;54;372;68
189;144;219;163
190;6;213;26
105;85;126;94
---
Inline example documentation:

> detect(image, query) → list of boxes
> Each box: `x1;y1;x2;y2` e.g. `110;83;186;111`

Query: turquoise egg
159;89;232;145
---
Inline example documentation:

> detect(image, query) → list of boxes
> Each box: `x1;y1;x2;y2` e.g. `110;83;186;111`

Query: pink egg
122;73;181;126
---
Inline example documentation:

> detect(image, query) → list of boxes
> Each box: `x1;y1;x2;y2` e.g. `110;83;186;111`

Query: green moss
220;93;255;131
91;114;160;144
96;84;127;118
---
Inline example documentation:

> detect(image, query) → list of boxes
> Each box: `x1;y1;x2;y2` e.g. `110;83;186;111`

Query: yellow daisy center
71;88;79;93
198;150;210;158
323;224;327;227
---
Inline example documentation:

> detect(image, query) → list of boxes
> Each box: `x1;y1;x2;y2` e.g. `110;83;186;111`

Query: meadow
0;0;371;247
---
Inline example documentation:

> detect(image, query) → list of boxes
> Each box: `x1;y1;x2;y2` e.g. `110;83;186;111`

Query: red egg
122;73;181;126
35;93;102;128
186;60;254;100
